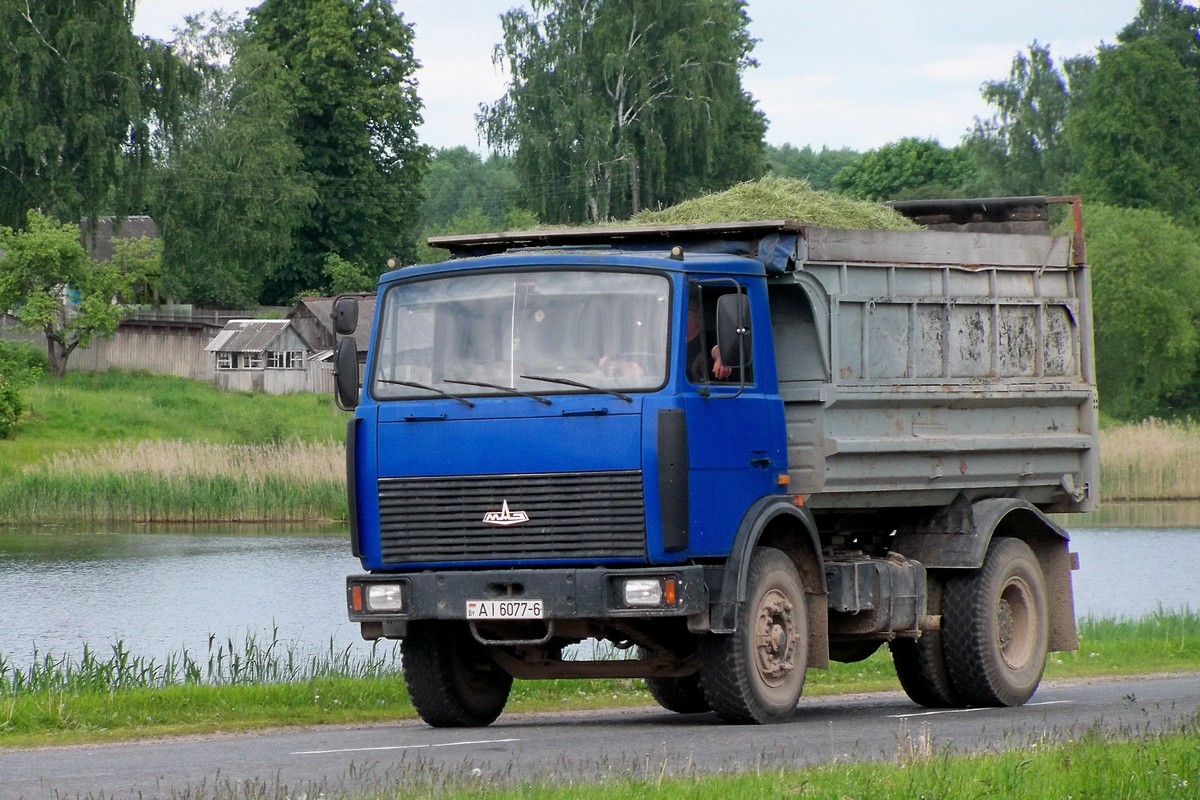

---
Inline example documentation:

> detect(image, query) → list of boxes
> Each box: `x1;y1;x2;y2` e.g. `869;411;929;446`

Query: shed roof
288;294;376;350
205;319;308;353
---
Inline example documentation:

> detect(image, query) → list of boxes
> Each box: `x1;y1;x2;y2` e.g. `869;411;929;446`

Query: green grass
0;370;346;474
1;612;1197;748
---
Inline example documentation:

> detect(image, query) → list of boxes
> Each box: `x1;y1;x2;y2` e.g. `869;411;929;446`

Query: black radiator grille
377;470;647;563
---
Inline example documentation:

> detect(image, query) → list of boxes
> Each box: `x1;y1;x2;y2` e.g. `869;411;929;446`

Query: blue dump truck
335;196;1097;727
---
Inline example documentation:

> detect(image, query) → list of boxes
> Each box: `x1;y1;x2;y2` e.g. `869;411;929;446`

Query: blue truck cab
339;203;1097;728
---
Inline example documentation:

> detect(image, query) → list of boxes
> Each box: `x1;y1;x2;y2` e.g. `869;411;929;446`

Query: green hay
631;176;919;230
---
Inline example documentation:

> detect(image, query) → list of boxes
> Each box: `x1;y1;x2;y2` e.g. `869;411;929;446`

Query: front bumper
346;565;709;626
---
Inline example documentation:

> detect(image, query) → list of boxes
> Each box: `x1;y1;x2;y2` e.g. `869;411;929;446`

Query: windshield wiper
377;379;475;408
521;374;633;403
445;378;552;406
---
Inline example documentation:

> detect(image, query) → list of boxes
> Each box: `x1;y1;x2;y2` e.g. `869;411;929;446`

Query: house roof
205;319;309;353
81;216;159;262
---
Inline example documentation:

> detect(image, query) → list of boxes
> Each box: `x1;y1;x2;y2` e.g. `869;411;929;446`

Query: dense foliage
0;0;187;230
831;138;975;201
1084;204;1200;419
155;13;316;308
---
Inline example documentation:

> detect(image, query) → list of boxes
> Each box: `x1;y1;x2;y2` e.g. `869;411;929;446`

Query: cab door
681;282;786;556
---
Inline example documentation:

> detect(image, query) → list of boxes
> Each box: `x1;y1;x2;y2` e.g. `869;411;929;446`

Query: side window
686;285;753;385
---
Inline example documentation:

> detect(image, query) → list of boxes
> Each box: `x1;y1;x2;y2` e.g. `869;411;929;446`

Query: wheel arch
892;497;1078;652
710;496;830;668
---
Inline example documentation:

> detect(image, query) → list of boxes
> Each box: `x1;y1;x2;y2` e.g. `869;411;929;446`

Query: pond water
0;507;1197;666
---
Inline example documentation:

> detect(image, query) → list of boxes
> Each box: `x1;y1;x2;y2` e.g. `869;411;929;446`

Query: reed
0;628;402;696
1100;419;1200;501
0;439;347;523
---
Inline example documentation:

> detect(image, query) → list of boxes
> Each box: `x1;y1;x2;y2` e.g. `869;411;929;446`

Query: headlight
366;583;404;612
621;577;678;608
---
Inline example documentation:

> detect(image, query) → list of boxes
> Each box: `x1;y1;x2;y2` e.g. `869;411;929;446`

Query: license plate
466;599;544;620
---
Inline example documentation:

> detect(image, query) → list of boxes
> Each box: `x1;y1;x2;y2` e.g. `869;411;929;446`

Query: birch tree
481;0;766;223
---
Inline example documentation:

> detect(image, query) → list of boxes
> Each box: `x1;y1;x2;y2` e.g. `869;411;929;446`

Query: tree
247;0;427;304
0;211;141;377
1066;38;1200;223
1084;203;1200;419
1118;0;1200;78
481;0;767;223
832;138;975;201
155;13;315;309
965;43;1073;197
765;144;860;191
0;0;188;230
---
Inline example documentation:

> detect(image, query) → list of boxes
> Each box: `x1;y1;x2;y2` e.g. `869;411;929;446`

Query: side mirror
334;337;360;410
716;293;752;368
333;296;359;336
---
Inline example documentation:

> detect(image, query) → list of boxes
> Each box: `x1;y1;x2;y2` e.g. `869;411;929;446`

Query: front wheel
699;547;808;723
402;621;513;727
942;537;1049;707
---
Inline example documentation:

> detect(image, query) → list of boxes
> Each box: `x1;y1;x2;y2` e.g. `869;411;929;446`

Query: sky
133;1;1146;154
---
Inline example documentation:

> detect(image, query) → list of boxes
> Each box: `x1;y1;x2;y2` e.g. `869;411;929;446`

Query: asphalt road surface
3;674;1198;800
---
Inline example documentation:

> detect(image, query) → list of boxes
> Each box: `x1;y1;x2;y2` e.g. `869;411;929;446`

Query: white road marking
292;737;521;756
887;700;1074;719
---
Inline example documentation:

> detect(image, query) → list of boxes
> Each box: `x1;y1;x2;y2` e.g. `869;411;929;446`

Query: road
3;674;1198;800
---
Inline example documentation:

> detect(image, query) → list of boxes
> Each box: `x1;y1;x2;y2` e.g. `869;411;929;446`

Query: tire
890;632;960;708
699;547;808;724
645;674;711;714
889;574;963;708
402;621;513;727
942;537;1049;707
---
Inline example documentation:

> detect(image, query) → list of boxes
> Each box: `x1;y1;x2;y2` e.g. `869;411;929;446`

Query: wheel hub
754;588;797;685
998;576;1034;670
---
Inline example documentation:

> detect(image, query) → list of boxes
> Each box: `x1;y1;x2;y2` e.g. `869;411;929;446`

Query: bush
0;340;46;438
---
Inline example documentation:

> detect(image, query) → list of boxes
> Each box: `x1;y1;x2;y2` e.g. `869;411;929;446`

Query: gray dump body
772;218;1098;515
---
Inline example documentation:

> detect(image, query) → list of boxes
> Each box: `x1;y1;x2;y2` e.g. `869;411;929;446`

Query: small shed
205;319;325;394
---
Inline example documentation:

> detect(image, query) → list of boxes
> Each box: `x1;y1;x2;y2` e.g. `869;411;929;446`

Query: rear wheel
645;674;710;714
890;575;963;708
890;633;961;707
942;537;1049;707
699;547;807;724
402;621;513;727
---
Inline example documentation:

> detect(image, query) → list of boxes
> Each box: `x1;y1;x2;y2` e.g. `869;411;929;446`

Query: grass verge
1;611;1197;748
438;726;1200;800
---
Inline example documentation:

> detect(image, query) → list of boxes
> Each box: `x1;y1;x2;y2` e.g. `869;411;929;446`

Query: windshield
371;270;670;400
